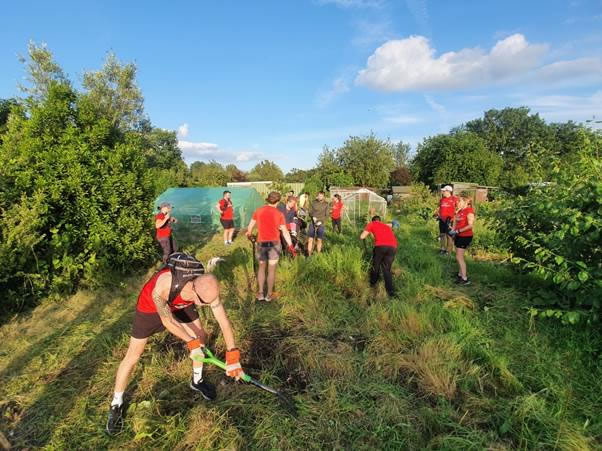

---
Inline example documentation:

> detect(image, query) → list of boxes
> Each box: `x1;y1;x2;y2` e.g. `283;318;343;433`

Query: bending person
360;216;398;298
246;191;295;302
106;266;244;435
447;195;475;285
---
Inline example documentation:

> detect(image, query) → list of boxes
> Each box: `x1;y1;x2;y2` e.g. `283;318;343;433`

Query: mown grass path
1;220;600;450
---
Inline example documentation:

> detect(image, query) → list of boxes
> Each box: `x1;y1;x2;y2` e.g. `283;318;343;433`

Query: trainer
105;262;245;435
360;215;398;298
246;192;295;302
216;190;235;246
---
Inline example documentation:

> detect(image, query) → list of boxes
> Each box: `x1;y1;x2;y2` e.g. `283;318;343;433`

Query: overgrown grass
1;218;600;450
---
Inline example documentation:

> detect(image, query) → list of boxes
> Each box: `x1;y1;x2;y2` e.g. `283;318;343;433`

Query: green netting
154;187;265;242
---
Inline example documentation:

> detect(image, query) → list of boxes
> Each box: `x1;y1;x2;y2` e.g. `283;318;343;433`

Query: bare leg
316;238;323;253
228;228;235;242
307;238;314;256
113;337;148;393
439;234;447;251
266;260;278;297
223;229;228;243
456;248;467;279
257;260;267;297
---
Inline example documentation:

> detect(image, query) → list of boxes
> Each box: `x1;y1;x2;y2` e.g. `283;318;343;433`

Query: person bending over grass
155;202;178;263
106;269;245;435
447;195;475;285
308;191;329;255
360;216;398;298
433;185;458;255
331;194;344;234
246;191;295;302
216;190;235;245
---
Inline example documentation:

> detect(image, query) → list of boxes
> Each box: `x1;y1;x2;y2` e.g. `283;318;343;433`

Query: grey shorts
256;241;282;261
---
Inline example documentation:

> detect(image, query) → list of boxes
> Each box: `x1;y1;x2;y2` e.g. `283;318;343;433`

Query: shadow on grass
9;309;132;448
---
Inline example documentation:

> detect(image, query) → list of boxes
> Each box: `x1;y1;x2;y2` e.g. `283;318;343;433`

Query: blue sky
2;0;601;171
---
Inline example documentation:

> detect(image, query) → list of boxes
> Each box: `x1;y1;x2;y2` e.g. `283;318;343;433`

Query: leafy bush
397;183;438;221
496;151;601;325
0;82;157;311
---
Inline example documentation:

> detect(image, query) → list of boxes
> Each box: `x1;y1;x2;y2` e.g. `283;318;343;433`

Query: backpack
165;252;205;305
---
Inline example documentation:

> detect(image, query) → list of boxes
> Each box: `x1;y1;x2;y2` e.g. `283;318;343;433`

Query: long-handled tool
248;234;258;275
197;347;297;415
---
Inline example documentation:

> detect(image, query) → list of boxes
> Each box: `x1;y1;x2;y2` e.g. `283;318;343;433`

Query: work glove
187;338;205;363
447;229;458;238
288;244;297;257
226;348;244;380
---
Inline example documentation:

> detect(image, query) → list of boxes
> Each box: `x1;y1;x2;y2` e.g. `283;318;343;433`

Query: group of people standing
106;185;475;435
435;185;475;285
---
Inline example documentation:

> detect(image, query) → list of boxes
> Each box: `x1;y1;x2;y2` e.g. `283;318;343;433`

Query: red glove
288;244;297;257
226;348;244;380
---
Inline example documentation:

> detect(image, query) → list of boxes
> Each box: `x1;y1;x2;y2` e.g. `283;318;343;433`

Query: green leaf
578;271;589;282
554;256;564;265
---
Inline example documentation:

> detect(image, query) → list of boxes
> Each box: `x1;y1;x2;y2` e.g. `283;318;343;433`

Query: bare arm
215;201;223;214
458;213;475;233
246;219;256;236
279;225;293;247
155;213;170;229
152;283;195;343
210;302;236;350
360;230;370;240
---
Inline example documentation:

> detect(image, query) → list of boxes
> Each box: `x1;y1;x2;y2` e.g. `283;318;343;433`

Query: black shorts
438;218;452;234
220;219;234;229
332;218;341;226
131;304;199;339
454;236;473;249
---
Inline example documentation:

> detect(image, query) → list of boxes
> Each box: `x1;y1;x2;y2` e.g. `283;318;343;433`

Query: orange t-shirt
252;205;285;242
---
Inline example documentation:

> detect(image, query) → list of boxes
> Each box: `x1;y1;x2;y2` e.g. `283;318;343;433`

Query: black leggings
371;246;397;296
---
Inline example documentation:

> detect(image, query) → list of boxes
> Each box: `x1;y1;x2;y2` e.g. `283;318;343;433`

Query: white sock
111;392;124;407
193;365;204;383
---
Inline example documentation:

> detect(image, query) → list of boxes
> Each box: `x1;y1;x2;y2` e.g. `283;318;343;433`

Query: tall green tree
81;52;145;130
393;141;411;168
412;132;502;187
336;134;395;188
225;164;247;182
285;167;316;183
248;160;284;182
18;41;69;100
190;161;229;186
315;146;354;189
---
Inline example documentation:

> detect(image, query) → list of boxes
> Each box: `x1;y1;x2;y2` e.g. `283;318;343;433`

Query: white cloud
534;57;602;82
356;34;548;91
383;115;421;124
316;77;350;107
316;0;384;8
177;123;189;138
178;140;264;164
352;20;395;47
524;91;602;122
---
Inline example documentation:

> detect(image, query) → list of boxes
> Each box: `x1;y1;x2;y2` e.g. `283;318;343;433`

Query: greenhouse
154;187;265;241
329;187;387;226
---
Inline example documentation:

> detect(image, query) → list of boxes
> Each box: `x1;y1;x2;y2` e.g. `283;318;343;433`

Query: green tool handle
198;347;252;383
